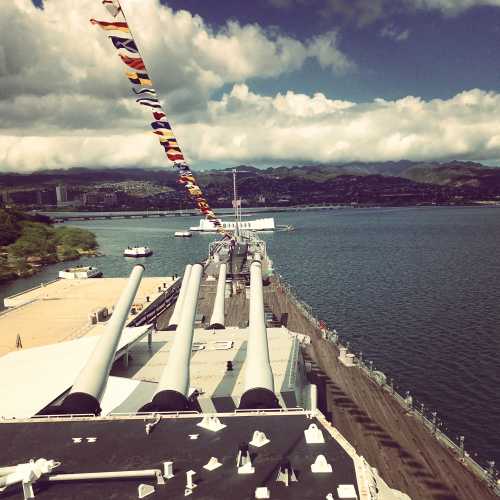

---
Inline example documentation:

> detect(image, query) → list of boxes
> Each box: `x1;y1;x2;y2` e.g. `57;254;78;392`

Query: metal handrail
127;278;181;327
2;408;312;424
2;278;60;302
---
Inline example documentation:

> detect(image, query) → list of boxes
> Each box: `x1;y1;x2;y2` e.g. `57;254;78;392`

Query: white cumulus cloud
1;0;499;171
0;0;352;106
0;0;353;146
186;87;500;164
2;86;500;170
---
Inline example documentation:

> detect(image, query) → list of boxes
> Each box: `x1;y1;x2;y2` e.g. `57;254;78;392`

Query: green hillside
0;209;98;283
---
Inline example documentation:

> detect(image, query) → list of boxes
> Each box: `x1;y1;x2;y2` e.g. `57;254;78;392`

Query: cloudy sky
2;0;500;171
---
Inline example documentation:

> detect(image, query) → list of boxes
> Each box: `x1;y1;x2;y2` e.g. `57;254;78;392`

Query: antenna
232;169;239;237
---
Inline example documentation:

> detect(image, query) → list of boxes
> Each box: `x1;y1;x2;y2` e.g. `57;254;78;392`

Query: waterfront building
56;184;68;207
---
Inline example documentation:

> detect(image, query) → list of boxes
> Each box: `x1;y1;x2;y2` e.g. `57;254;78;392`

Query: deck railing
0;278;61;318
9;407;312;424
127;278;182;328
273;271;500;496
2;278;60;302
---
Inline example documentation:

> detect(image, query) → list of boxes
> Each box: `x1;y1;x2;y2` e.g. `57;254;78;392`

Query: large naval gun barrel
239;256;280;409
59;265;144;415
209;263;227;329
140;263;203;412
167;264;192;330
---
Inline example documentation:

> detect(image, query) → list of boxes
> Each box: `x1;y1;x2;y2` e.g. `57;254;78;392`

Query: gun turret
140;263;203;412
167;264;192;331
209;263;227;329
51;265;144;415
239;257;279;410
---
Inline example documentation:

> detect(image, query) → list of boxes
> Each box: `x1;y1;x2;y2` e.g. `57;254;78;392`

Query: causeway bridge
42;205;357;223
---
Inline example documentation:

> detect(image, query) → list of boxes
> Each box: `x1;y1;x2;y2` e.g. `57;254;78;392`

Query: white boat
123;246;153;257
174;231;192;237
189;217;275;233
58;266;103;279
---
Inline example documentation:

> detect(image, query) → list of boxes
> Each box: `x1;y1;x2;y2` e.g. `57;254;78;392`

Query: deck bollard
487;461;497;488
431;412;437;434
459;436;465;459
405;391;412;410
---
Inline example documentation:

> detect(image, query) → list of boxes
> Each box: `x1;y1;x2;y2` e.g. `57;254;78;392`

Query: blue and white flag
133;87;156;96
110;36;138;54
136;97;162;109
151;120;172;130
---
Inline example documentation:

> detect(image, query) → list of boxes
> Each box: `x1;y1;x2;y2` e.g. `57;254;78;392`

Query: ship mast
232;168;240;237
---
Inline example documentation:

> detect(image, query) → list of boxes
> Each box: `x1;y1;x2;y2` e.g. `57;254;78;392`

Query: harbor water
0;206;499;466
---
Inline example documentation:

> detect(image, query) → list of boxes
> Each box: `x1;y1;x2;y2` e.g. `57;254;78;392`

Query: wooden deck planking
225;292;249;327
156;279;250;329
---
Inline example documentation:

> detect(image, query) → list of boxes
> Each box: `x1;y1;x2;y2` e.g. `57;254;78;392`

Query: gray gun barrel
57;265;144;415
167;264;192;330
140;263;203;412
209;263;227;329
239;258;279;409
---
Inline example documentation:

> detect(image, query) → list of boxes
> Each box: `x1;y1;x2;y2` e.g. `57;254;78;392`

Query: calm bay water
1;206;499;465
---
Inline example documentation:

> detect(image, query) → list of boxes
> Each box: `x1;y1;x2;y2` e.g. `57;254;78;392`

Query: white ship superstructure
190;217;275;232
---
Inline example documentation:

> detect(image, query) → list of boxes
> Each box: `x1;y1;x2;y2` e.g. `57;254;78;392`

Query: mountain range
225;160;500;189
1;160;499;208
1;160;499;187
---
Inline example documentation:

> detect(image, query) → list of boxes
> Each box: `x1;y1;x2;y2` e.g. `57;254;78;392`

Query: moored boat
58;266;103;279
123;246;153;257
174;231;192;237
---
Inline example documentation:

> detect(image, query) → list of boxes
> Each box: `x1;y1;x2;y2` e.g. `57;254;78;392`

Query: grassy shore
0;208;99;283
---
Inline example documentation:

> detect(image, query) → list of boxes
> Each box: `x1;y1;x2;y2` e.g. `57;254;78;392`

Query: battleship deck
0;264;497;499
157;280;249;330
0;276;175;355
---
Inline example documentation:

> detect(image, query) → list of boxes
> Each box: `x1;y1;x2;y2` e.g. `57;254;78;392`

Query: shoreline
0;209;100;285
0;249;102;285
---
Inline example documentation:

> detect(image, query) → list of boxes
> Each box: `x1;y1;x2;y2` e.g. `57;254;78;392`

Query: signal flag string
91;0;223;230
